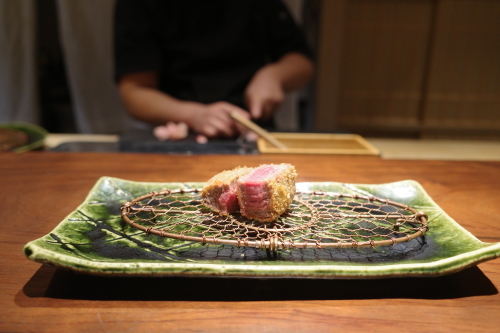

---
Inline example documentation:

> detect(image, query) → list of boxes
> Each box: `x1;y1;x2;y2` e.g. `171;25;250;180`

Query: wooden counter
1;152;499;332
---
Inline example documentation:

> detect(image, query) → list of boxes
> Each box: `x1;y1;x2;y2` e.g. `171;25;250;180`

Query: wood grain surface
1;152;499;332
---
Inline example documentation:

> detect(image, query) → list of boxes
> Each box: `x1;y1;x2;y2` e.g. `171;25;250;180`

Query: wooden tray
257;133;380;155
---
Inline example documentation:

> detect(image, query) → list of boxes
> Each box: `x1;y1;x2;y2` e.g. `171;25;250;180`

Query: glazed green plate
0;122;48;152
24;177;500;279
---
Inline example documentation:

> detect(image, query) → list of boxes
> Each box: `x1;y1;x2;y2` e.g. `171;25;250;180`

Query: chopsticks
230;112;287;150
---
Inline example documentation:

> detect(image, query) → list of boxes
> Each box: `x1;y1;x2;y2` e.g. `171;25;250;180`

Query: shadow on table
16;264;497;308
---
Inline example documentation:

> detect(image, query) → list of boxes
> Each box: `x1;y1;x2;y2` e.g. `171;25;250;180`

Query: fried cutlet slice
201;167;253;215
236;163;296;222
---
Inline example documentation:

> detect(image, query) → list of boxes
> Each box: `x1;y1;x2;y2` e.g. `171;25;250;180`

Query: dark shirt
114;0;312;110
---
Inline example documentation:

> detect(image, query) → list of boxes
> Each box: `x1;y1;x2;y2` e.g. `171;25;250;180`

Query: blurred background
1;0;499;140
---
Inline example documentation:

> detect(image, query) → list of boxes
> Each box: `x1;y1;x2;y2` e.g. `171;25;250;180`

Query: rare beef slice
236;163;297;222
201;167;253;215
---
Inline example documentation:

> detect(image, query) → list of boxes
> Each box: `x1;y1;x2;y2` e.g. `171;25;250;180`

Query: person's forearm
118;73;251;138
267;52;315;91
119;82;202;127
243;52;314;119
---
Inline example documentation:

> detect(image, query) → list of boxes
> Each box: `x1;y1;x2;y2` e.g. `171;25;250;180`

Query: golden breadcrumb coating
266;164;297;221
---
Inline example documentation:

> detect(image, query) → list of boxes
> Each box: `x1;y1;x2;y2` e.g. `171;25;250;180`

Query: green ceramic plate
24;177;500;279
0;122;48;152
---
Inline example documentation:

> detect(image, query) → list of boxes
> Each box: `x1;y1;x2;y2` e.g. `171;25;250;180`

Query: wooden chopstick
230;112;287;150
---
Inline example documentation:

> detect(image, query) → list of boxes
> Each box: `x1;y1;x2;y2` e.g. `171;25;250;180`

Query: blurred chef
114;0;314;142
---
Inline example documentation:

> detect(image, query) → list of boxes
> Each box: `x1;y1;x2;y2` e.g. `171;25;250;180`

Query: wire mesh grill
121;188;429;259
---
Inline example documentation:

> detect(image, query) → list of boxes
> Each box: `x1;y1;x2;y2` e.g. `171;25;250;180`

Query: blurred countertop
44;133;500;161
44;134;119;148
368;138;500;161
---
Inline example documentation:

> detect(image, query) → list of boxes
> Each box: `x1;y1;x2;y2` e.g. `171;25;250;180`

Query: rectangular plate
24;177;500;279
257;133;380;155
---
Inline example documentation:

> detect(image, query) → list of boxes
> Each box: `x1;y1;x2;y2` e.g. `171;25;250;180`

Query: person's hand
153;122;211;144
188;101;250;140
153;122;189;141
244;65;285;121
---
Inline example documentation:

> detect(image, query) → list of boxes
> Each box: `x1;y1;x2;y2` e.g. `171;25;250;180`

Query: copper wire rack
120;188;429;260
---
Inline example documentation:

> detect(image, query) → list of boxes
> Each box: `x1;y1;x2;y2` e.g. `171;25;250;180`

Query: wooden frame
257;132;380;155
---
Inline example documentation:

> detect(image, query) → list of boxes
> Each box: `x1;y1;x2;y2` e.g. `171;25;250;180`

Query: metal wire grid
120;188;429;258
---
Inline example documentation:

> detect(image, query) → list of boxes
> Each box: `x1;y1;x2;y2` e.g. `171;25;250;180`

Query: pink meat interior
218;186;239;213
238;165;288;217
242;164;286;185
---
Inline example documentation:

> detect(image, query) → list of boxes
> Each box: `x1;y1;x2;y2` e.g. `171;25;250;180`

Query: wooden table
1;152;499;332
